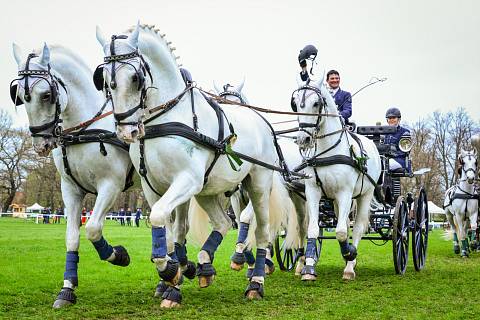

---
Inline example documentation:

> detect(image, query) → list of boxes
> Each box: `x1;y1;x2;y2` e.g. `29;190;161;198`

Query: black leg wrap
265;258;274;268
340;241;357;261
196;263;216;277
56;287;77;304
158;260;180;282
155;281;168;298
231;251;246;265
301;265;317;277
162;286;182;304
246;268;254;279
182;261;197;280
244;281;264;298
110;246;130;266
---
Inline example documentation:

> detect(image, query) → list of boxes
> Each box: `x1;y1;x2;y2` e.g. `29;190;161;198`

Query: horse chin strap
10;53;67;139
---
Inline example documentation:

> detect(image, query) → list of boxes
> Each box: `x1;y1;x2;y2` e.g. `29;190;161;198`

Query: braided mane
125;23;181;67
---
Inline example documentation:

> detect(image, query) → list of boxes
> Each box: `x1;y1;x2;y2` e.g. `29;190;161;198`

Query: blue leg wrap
252;248;267;278
453;233;458;243
152;227;167;259
237;222;249;244
244;249;256;265
201;231;223;262
305;238;317;259
339;240;357;261
174;242;188;265
64;251;79;287
92;236;114;260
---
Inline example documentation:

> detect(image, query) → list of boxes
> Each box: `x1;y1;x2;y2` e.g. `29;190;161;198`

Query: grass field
0;217;478;320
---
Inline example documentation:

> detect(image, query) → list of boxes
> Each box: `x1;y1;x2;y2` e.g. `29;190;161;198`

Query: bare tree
0;110;36;210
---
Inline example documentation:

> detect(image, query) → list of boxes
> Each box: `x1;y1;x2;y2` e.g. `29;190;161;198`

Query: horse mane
125;23;181;67
46;45;92;73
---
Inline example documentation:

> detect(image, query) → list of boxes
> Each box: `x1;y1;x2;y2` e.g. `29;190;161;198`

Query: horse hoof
295;257;306;276
198;275;215;288
246;290;263;300
301;274;317;281
111;246;130;267
343;271;356;281
265;264;275;275
454;245;460;254
160;299;180;308
52;299;74;309
230;261;244;271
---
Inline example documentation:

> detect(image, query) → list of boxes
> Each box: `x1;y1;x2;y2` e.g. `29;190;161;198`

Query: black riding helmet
298;44;318;67
385;107;401;118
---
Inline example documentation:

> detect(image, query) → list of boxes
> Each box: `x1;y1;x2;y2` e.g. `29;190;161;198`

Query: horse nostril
131;129;138;139
305;137;311;145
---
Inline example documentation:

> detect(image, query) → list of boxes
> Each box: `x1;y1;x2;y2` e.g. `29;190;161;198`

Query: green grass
0;218;478;320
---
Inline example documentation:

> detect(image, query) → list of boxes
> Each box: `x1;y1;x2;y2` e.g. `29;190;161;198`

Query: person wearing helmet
298;44;318;81
326;70;352;124
384;107;411;171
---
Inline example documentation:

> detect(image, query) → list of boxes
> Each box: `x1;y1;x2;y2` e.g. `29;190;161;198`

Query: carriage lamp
398;136;413;153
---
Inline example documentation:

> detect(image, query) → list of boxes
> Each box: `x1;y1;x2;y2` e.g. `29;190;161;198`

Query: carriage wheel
412;188;429;271
392;196;409;275
274;230;297;271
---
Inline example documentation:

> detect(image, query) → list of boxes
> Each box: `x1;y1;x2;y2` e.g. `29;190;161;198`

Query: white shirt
328;87;339;97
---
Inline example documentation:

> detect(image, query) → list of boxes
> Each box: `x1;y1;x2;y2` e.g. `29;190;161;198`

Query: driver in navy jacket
384;107;411;171
326;70;352;124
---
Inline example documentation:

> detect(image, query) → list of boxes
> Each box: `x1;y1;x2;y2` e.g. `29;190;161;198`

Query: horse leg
343;193;371;280
454;214;468;257
149;175;202;308
172;200;196;280
291;193;307;276
335;193;357;275
53;182;84;308
85;183;129;266
194;194;232;288
242;170;272;300
231;201;254;271
446;210;460;254
469;206;478;251
300;178;321;281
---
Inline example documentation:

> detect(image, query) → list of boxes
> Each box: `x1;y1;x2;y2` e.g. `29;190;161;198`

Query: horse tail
443;228;454;241
188;197;210;246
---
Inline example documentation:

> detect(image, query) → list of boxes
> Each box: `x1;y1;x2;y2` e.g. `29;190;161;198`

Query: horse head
292;75;338;151
11;43;68;156
459;148;478;184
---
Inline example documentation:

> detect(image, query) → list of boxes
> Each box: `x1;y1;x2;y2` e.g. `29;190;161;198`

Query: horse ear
38;43;50;66
213;81;221;93
93;66;105;91
237;77;245;93
128;22;140;48
12;43;23;66
96;25;107;48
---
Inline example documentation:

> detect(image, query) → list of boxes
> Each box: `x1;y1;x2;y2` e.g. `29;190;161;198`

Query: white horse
11;43;133;308
444;148;478;257
95;23;277;306
212;81;307;277
293;76;381;281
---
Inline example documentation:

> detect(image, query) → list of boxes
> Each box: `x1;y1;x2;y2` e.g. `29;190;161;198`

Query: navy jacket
384;125;411;169
333;89;352;122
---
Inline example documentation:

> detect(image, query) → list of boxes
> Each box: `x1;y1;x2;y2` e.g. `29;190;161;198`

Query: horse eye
132;74;138;82
42;93;51;101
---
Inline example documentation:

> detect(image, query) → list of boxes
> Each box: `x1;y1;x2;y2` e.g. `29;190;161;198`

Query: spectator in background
126;207;132;227
135;208;142;227
119;207;125;226
81;207;87;226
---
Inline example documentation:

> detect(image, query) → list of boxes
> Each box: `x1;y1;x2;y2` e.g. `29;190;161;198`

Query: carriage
275;125;430;275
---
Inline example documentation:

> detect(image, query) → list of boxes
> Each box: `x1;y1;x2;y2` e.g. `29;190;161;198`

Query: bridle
94;35;153;127
9;53;67;139
458;152;478;183
291;84;328;139
218;84;246;104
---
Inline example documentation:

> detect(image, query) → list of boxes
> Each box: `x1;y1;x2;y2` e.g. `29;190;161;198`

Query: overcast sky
1;0;479;128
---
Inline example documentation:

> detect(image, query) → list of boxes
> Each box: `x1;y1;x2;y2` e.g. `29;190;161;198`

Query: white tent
428;201;445;222
26;203;44;213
